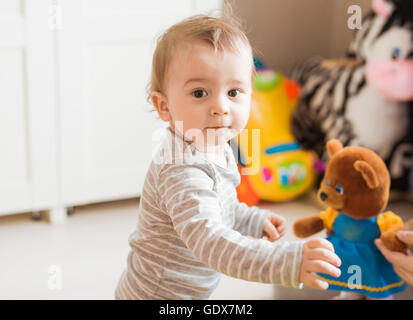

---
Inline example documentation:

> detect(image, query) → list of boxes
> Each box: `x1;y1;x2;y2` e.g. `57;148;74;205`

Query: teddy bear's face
318;146;390;220
318;175;345;212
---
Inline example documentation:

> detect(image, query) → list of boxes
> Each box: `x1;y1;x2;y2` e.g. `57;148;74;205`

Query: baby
115;13;341;300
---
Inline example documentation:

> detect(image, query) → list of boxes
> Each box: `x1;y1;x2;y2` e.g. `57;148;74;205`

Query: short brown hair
147;12;254;106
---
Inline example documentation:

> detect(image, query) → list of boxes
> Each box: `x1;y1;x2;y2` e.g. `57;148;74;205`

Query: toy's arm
293;214;324;238
293;208;338;238
378;211;409;252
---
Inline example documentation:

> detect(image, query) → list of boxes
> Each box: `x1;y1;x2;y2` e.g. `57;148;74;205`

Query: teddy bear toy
293;139;410;299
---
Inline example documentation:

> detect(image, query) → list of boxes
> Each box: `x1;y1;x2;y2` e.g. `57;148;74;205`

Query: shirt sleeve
232;200;271;239
158;163;304;287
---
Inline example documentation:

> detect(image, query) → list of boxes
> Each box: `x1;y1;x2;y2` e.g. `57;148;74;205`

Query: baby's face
162;41;253;150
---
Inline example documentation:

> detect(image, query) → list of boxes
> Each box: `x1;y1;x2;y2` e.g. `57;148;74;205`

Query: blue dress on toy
316;212;406;298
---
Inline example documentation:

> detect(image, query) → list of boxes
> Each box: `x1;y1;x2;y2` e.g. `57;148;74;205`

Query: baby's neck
169;126;228;167
192;143;228;168
193;143;225;154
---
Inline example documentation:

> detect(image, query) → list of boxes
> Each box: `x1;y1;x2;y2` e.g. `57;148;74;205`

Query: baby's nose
213;109;229;115
211;98;229;115
212;104;229;116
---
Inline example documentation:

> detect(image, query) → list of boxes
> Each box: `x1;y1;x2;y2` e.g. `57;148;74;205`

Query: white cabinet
0;1;58;216
0;0;222;222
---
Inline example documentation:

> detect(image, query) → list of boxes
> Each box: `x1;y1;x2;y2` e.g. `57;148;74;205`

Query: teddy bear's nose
320;192;328;201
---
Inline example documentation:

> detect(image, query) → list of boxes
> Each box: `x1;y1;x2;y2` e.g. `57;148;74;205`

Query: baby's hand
299;238;341;290
263;212;286;242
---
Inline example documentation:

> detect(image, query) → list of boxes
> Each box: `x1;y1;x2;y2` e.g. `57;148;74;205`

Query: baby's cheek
235;110;251;131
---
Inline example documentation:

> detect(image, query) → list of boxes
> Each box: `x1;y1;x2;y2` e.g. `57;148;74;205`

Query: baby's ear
326;139;343;158
354;160;379;189
151;91;171;122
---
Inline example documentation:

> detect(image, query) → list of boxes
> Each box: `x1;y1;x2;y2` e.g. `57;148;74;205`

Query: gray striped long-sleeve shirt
115;126;304;300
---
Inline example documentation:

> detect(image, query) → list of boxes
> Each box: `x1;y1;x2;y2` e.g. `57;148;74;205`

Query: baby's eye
335;184;343;195
228;89;240;98
192;89;208;98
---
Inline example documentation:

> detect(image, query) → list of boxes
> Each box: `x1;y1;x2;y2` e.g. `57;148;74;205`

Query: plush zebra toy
291;0;413;198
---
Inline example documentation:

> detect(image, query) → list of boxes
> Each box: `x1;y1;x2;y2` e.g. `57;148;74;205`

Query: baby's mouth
205;126;230;130
205;127;231;136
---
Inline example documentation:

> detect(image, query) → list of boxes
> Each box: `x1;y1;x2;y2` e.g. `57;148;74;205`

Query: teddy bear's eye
391;47;401;60
325;179;330;186
335;184;343;195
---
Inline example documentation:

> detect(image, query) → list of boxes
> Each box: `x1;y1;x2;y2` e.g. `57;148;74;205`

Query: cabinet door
58;0;221;206
0;0;57;215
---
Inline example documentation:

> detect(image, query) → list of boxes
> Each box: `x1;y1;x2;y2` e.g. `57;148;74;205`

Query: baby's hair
146;9;255;111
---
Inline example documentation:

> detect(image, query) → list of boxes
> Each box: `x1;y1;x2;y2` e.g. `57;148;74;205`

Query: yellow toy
235;69;318;203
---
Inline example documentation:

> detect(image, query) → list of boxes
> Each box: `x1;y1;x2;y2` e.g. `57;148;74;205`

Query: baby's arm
232;200;272;238
158;164;303;287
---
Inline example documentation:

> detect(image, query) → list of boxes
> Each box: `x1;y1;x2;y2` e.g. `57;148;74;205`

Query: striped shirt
115;126;303;300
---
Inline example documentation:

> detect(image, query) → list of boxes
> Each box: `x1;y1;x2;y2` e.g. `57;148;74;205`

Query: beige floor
1;194;412;300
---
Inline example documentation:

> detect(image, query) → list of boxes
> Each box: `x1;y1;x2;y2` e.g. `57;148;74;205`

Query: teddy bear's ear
326;139;343;158
354;160;379;189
